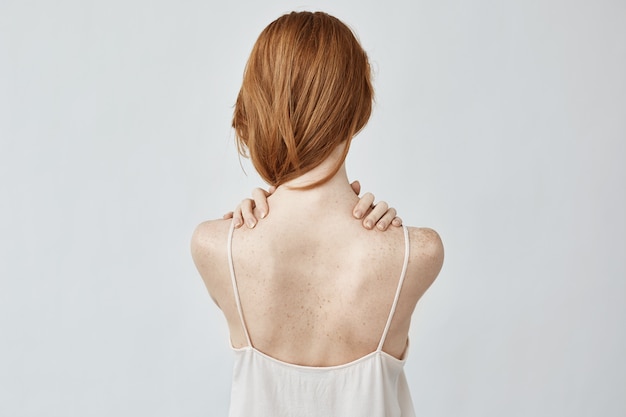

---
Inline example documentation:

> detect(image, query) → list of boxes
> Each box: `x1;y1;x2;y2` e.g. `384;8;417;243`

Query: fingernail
260;211;266;219
354;210;362;218
247;219;256;228
377;222;386;230
365;220;373;229
234;219;242;227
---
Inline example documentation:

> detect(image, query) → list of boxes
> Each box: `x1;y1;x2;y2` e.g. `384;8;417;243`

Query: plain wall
1;0;624;416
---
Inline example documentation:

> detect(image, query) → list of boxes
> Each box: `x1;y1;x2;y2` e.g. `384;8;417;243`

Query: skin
192;144;444;367
224;181;403;231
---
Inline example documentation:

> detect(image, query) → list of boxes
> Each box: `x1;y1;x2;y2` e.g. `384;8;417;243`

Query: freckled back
228;214;409;366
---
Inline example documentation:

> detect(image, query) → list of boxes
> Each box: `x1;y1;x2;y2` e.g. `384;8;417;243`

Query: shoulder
190;219;233;307
190;218;232;264
408;227;444;264
406;226;444;291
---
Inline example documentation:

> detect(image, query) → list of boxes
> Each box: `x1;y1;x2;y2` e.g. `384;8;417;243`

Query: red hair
232;11;373;188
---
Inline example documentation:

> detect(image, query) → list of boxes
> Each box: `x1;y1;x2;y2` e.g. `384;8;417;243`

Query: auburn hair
232;11;373;188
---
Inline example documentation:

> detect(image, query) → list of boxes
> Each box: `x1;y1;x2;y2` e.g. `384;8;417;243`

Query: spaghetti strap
377;225;410;351
227;221;252;347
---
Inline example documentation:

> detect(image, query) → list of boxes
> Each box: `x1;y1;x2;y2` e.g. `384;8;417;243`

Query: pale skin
191;143;444;367
224;180;403;231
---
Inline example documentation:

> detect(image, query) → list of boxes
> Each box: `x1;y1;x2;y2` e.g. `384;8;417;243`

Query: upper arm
190;219;232;308
190;220;217;272
406;227;444;300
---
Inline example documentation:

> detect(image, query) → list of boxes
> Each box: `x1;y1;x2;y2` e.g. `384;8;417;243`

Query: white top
226;223;415;417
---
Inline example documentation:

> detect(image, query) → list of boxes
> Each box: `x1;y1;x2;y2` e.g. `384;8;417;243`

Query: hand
224;181;402;230
349;181;403;231
223;186;276;229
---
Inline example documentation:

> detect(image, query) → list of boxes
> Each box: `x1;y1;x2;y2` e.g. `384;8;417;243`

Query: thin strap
227;221;252;346
377;225;410;351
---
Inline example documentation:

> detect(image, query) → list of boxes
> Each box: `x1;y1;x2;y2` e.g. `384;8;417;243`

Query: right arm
406;227;445;305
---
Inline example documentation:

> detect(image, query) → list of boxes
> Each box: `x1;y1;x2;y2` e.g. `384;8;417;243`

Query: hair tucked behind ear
232;11;373;188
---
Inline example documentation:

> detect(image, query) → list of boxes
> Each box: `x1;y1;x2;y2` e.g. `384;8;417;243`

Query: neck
274;164;354;198
271;144;356;203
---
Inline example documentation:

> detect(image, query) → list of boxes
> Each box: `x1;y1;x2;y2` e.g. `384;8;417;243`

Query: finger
223;211;234;220
240;199;257;228
375;207;397;231
350;180;361;196
230;207;244;228
392;216;403;227
268;185;276;194
363;201;389;230
251;187;270;218
353;192;375;219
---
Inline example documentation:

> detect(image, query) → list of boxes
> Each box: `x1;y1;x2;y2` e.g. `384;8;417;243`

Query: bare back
192;187;444;367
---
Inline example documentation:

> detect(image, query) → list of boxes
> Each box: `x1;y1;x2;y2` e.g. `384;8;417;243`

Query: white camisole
226;223;415;417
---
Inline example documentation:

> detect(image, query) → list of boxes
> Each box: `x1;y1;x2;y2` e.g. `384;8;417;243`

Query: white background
1;0;624;416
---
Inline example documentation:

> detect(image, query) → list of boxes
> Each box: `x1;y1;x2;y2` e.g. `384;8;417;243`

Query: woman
192;11;443;417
